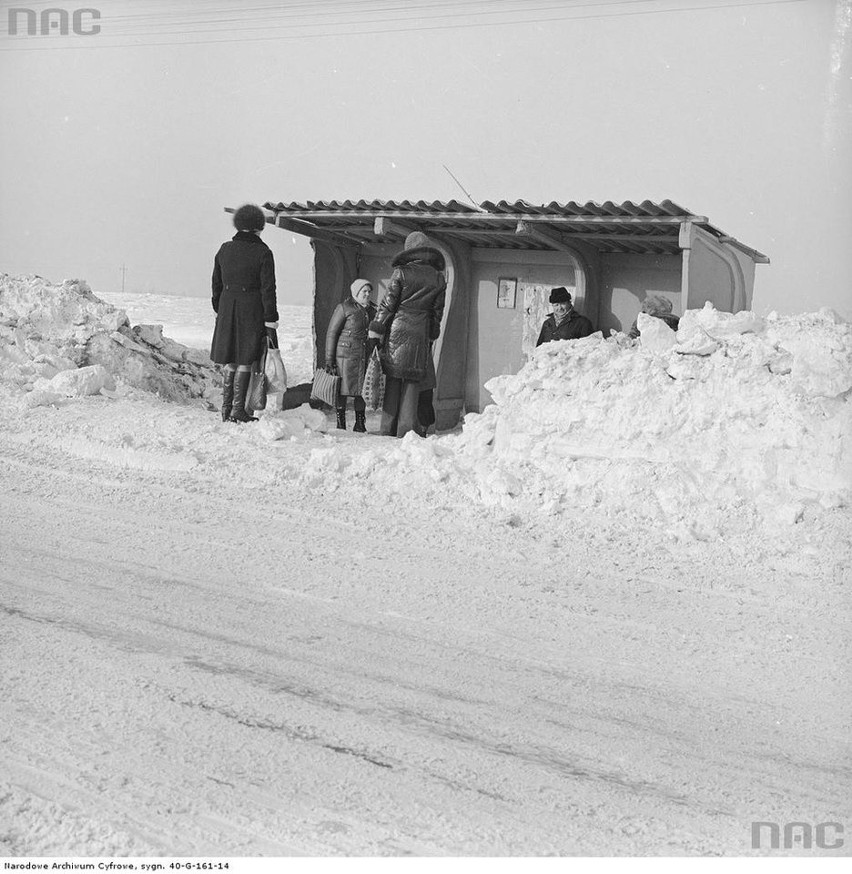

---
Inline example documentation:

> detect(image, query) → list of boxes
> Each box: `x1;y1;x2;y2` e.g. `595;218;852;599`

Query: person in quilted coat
210;203;279;423
324;278;377;432
368;231;446;438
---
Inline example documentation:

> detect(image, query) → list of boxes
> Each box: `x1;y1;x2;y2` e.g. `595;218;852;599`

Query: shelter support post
679;221;693;311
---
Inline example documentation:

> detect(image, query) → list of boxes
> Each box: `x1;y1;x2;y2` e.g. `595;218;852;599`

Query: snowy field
1;274;850;857
97;291;315;387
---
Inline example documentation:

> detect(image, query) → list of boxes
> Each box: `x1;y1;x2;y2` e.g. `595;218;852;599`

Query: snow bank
475;303;851;534
0;274;221;405
275;303;850;539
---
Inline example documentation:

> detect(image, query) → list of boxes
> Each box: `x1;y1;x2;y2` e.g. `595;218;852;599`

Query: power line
5;0;651;24
0;0;808;51
0;0;692;35
0;1;664;38
3;0;686;39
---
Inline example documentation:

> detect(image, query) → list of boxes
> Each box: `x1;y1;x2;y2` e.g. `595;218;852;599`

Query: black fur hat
549;286;572;303
232;204;266;232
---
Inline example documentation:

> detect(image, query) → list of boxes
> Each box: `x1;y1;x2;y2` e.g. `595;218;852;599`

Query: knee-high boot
221;368;235;422
229;370;258;423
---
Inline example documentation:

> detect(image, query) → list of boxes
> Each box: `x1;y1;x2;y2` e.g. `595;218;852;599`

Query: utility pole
120;264;127;295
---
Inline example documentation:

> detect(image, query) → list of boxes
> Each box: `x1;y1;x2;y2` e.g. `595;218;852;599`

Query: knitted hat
641;294;673;315
404;231;433;251
232;204;266;232
350;278;373;296
549;286;572;304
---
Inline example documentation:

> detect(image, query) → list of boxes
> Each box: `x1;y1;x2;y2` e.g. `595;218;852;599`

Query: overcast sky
1;0;850;315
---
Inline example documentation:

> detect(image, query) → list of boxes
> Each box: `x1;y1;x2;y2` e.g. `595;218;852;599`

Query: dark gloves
324;362;339;376
265;326;279;347
366;337;380;356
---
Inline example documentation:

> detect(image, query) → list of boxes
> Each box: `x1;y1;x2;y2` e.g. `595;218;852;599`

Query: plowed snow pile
464;304;852;536
322;304;851;540
0;273;220;406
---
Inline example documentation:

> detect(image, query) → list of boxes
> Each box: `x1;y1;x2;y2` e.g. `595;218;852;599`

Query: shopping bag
265;347;288;394
361;348;386;411
245;342;268;414
310;367;341;407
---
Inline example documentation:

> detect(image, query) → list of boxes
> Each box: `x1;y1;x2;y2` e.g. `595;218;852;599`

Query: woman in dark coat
324;278;376;432
210;204;279;423
368;231;446;438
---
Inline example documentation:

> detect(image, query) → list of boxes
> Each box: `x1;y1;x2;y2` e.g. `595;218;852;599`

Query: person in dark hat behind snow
210;203;279;423
535;286;593;346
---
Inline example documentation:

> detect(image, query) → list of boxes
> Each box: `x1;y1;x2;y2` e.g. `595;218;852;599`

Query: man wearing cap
535;287;593;346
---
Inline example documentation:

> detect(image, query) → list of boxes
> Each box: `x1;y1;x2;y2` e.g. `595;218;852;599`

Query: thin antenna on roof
442;164;485;211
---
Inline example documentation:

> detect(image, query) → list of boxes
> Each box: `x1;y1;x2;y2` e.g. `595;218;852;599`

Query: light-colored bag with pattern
361;348;386;411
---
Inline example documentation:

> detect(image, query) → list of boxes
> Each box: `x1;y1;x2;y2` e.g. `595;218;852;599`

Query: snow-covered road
1;398;848;856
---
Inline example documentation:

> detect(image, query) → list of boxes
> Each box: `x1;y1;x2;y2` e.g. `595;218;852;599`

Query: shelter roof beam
270;213;364;249
373;217;419;239
515;220;577;253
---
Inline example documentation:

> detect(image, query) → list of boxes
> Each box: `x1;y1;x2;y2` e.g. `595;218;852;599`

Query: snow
96;290;315;388
1;273;850;856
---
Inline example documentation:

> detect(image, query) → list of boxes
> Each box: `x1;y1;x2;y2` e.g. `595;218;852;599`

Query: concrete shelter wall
727;244;756;310
429;236;470;430
686;235;737;313
682;226;757;313
312;241;359;369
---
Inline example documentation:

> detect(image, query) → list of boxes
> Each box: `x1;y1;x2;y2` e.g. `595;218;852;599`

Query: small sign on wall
497;277;517;309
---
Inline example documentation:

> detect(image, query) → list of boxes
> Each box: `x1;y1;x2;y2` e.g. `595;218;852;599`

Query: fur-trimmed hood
391;246;445;271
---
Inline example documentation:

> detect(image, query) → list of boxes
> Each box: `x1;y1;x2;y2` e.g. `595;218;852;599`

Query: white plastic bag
265;347;287;393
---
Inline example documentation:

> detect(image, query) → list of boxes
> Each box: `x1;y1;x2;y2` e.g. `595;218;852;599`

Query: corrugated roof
257;198;768;261
265;198;480;214
478;198;694;218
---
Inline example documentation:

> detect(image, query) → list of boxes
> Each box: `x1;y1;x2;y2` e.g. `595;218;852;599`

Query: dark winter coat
535;309;594;346
210;232;278;365
325;297;377;396
370;246;446;382
627;312;680;339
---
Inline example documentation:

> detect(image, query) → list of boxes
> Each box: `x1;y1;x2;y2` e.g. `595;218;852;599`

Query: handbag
361;347;386;411
245;340;268;413
311;367;341;407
